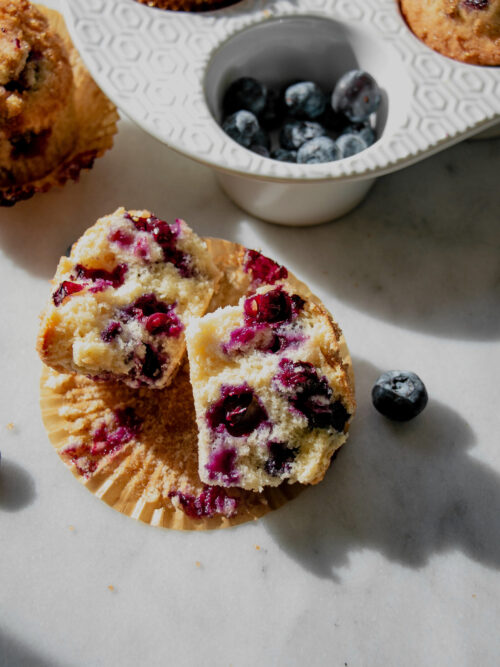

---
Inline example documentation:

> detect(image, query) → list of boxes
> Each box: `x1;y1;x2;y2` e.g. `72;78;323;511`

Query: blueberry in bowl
219;70;380;166
372;371;428;421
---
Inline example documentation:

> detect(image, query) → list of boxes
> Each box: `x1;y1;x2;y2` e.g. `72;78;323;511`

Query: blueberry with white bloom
222;110;260;148
284;81;327;120
336;132;368;158
271;148;298;163
331;70;381;122
297;136;340;164
279;120;326;150
223;77;267;117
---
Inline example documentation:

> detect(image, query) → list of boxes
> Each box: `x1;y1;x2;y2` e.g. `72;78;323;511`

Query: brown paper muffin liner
0;6;119;207
39;239;354;530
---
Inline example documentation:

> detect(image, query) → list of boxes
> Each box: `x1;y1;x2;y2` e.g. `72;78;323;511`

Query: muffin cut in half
37;207;220;388
0;0;77;186
186;282;356;492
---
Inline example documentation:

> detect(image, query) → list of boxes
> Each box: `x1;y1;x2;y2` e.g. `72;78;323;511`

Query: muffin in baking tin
400;0;500;65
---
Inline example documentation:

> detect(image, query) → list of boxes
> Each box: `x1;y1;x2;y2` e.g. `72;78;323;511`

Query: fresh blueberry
331;69;381;123
223;77;267;116
253;128;271;150
250;144;270;158
341;122;376;146
297;136;340;164
279;120;326;150
359;124;376;146
284;81;327;120
222;110;260;148
372;371;428;421
336;132;368;158
258;88;286;130
271;148;297;163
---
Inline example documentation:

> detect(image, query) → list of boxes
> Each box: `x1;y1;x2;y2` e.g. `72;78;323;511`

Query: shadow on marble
0;459;36;512
264;357;500;581
0;120;238;280
0;629;66;667
253;139;500;341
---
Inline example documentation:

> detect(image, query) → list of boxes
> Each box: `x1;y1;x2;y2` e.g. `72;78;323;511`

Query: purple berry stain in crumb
101;321;122;342
265;442;298;476
206;447;240;485
207;384;268;437
462;0;489;8
108;228;133;247
124;212;192;277
168;487;238;519
244;249;288;286
121;293;183;337
222;322;305;356
91;407;141;456
52;280;84;306
273;358;350;432
244;286;304;326
61;407;141;477
73;263;128;292
140;344;165;381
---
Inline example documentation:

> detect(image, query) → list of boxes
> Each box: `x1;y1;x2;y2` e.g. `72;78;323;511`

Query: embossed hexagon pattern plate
63;0;500;182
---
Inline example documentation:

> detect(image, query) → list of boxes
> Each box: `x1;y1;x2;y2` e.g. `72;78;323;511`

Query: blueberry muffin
400;0;500;65
0;0;77;186
186;283;355;492
133;0;238;11
37;208;221;389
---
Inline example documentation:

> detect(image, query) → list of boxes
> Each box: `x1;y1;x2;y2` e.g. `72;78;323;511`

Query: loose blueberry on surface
372;370;428;422
223;77;268;117
284;81;327;120
331;69;381;123
280;120;327;150
222;110;260;148
297;136;340;164
271;148;297;163
336;132;368;158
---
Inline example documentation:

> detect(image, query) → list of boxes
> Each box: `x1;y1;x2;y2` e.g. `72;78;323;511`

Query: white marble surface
1;112;500;667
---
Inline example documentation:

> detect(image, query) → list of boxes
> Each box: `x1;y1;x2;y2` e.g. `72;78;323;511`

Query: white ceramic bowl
62;0;500;225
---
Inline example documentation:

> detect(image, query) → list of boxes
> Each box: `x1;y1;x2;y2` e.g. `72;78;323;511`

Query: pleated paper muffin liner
39;238;354;530
0;6;118;207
